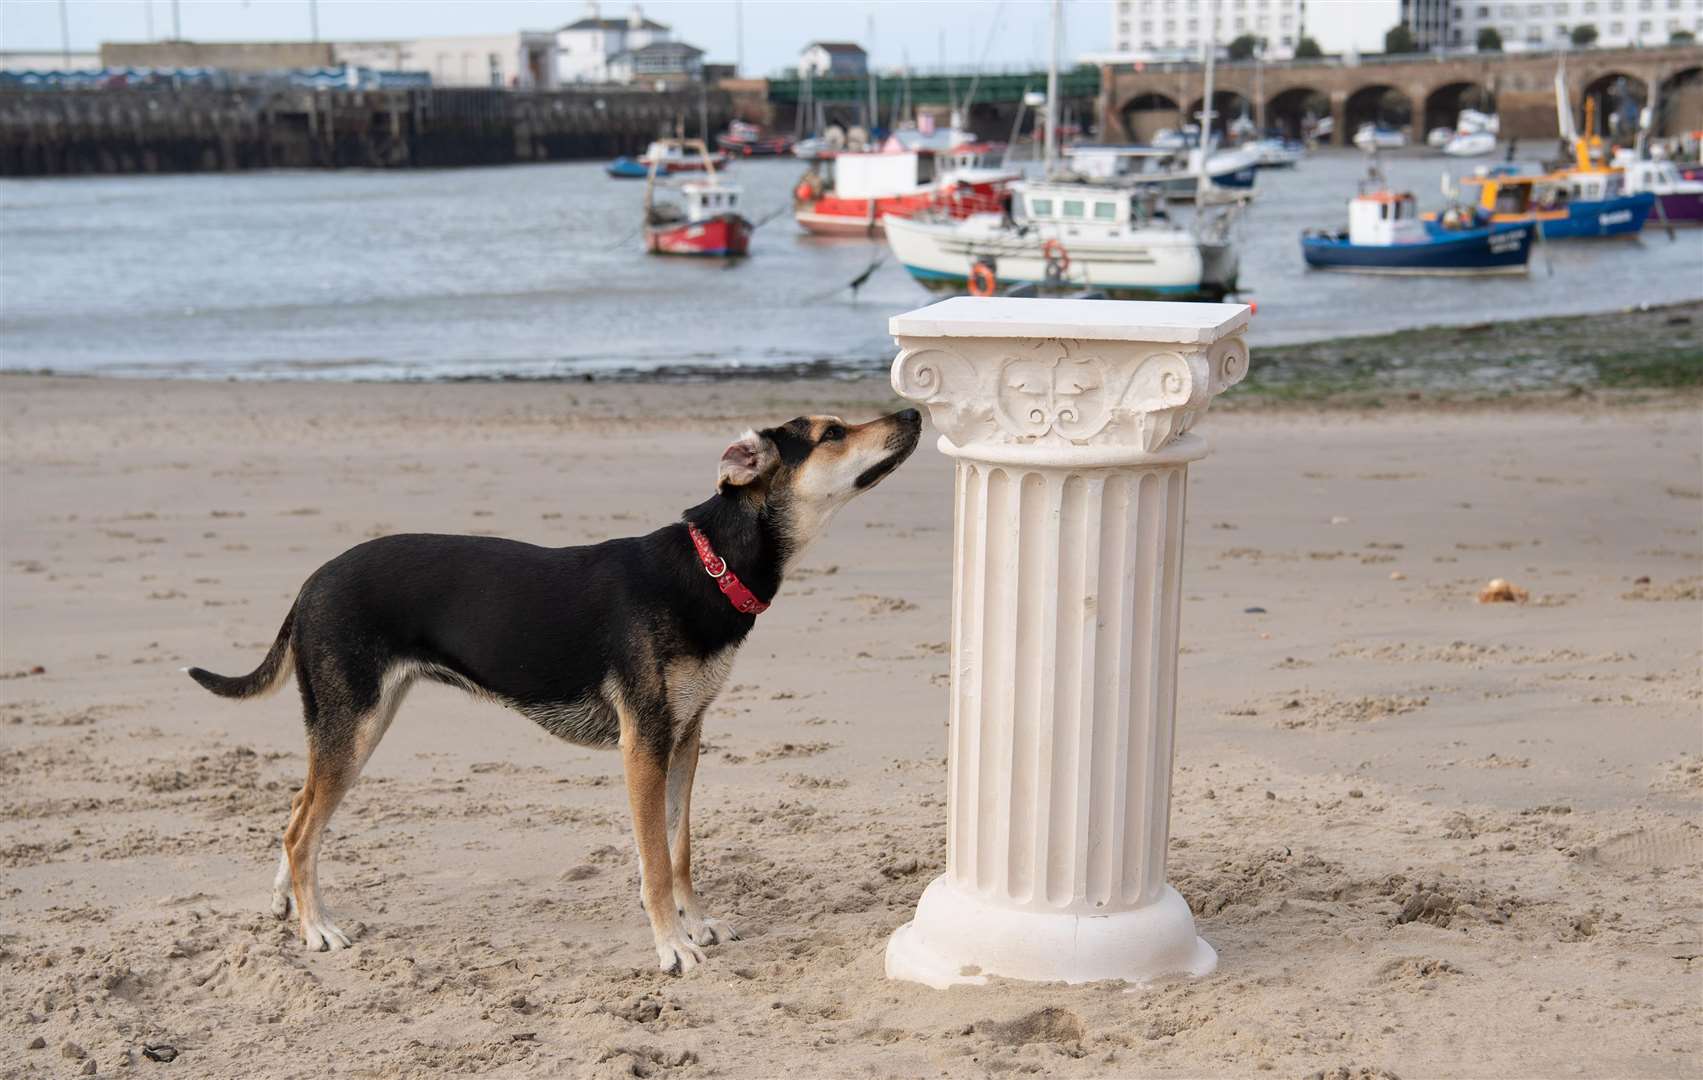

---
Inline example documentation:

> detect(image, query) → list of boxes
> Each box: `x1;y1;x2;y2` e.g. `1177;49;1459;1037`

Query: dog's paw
300;915;352;952
270;887;295;920
654;930;706;975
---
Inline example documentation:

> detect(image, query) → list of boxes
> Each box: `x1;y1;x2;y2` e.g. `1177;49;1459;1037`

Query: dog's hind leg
667;725;738;947
282;664;414;951
618;700;706;975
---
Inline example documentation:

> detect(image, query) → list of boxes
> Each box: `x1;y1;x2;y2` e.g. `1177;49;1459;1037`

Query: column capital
890;298;1251;461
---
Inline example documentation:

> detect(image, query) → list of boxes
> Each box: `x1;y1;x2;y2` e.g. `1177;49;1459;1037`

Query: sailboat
883;0;1239;301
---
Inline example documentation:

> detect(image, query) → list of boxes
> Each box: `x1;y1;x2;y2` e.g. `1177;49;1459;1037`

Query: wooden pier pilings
0;86;738;176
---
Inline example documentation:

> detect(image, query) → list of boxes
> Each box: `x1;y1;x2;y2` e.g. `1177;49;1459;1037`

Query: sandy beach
2;374;1699;1079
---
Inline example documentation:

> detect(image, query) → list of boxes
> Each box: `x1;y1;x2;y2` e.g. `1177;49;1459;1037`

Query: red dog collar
686;523;770;616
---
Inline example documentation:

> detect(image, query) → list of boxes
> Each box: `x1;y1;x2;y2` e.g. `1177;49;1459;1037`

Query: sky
3;1;1401;74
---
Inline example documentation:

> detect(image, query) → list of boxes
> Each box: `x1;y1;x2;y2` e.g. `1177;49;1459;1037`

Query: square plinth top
889;297;1251;345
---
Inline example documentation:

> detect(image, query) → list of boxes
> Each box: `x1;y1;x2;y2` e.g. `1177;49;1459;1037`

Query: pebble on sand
1476;578;1529;604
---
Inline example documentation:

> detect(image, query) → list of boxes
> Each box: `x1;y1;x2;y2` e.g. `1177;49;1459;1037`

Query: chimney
629;4;644;29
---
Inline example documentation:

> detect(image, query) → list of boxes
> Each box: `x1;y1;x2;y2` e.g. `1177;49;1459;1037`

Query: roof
562;16;669;31
803;42;867;56
611;40;704;60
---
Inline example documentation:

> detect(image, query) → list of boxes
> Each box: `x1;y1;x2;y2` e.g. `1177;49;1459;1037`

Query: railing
768;67;1101;105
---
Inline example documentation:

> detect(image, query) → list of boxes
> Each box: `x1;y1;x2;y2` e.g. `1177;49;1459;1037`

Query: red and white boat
638;139;731;173
792;138;1018;238
717;119;793;157
643;140;751;257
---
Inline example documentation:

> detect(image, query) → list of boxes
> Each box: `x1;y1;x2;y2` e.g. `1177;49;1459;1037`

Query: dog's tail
185;604;296;700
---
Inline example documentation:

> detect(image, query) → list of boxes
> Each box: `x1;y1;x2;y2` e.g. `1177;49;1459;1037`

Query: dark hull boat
1302;222;1533;275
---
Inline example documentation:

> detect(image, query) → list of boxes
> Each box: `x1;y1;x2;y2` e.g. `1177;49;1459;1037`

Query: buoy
968;262;997;297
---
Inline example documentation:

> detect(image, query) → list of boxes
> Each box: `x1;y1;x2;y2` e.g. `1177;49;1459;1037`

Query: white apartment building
1408;0;1702;49
1110;0;1307;60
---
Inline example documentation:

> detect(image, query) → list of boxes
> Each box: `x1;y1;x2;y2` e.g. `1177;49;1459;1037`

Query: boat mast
1197;0;1218;201
1044;0;1061;176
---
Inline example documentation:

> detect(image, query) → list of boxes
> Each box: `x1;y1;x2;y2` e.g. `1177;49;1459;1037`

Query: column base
885;875;1217;989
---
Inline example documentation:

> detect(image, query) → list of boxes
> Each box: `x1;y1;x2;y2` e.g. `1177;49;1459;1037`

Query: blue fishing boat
1302;187;1533;276
606;156;649;179
1447;164;1653;239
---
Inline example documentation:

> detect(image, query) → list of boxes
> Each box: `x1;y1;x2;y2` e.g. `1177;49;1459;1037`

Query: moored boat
1620;158;1703;224
606;156;649;179
1354;124;1408;151
792;143;1016;238
1063;144;1257;199
643;139;751;257
883;181;1226;300
1444;162;1653;240
717;119;793;157
1302;186;1532;276
638;139;731;173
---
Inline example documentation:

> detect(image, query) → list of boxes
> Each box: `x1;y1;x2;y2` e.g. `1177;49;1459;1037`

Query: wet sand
2;376;1699;1078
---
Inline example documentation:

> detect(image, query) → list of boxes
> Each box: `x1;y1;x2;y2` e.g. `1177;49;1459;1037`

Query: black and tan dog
187;410;921;973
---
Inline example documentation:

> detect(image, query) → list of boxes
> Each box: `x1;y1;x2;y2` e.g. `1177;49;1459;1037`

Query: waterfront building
608;40;705;86
336;33;557;88
1109;0;1308;60
798;42;869;78
555;3;671;83
1403;0;1703;51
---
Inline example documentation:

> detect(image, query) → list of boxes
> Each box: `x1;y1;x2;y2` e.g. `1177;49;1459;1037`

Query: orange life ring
794;179;814;203
1042;239;1070;273
968;262;997;297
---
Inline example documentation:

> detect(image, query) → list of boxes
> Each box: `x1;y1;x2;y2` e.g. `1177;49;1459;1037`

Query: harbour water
2;150;1698;380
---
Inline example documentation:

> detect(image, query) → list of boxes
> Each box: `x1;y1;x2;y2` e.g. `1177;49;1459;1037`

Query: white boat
1064;143;1257;199
1249;137;1304;168
1443;130;1497;157
1426;126;1454;149
883;181;1226;300
1354;124;1409;151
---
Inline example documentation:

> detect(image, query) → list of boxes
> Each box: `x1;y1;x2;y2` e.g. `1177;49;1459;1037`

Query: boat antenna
1196;0;1218;203
1044;0;1061;177
958;0;1006;120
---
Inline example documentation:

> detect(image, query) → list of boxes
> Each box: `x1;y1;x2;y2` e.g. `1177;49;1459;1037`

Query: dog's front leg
667;725;739;947
620;718;706;975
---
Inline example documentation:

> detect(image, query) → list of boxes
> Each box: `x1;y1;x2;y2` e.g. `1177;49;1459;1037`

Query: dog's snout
896;408;921;428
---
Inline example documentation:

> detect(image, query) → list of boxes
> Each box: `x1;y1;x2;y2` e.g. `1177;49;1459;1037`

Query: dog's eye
821;424;846;443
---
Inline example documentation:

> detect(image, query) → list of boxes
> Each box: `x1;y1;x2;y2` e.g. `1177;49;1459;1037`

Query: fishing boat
1444;166;1652;239
717;119;793;157
1619;158;1703;224
642;140;751;257
606;157;649;179
792;143;1016;238
1063;144;1257;199
1354;124;1409;151
1249;137;1304;169
638;139;730;173
1302;184;1532;276
883;181;1224;299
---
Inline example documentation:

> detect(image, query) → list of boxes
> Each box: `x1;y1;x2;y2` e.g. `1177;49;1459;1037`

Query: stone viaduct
1099;43;1702;144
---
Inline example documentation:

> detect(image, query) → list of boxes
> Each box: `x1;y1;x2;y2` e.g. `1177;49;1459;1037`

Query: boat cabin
1461;166;1624;215
681;181;741;223
1014;182;1168;232
1347;190;1428;245
819;151;936;198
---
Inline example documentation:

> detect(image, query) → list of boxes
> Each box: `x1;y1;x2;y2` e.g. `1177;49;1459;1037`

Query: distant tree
1477;27;1503;51
1295;36;1324;59
1571;23;1599;46
1672;29;1696;44
1227;34;1262;61
1384;24;1417;54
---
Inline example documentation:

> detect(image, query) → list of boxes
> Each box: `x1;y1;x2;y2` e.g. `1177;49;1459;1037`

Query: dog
186;410;921;973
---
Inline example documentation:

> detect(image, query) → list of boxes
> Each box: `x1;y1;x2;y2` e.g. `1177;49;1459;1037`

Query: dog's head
717;409;922;553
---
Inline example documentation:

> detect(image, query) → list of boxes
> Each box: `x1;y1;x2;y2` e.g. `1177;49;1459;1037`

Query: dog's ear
717;430;778;492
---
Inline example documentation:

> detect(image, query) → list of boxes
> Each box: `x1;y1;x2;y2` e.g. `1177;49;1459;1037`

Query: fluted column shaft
946;458;1187;915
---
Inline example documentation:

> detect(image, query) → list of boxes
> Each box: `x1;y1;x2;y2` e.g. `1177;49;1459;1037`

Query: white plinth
884;297;1250;988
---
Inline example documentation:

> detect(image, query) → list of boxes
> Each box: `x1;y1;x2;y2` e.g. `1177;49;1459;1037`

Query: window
1476;5;1489;16
1281;34;1293;44
1062;199;1085;218
1030;198;1053;217
1528;24;1545;39
1554;1;1569;11
1094;202;1117;220
1638;16;1652;28
1610;19;1623;30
